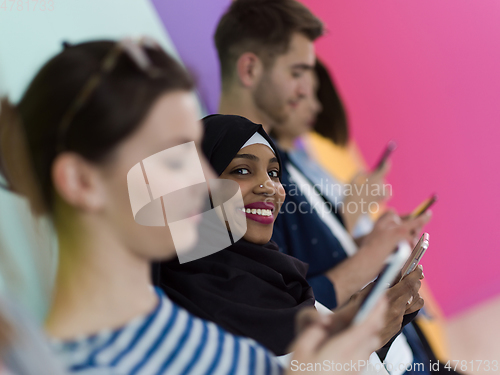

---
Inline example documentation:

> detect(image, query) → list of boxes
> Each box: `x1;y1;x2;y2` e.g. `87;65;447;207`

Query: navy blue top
50;288;283;375
272;150;348;309
272;149;431;375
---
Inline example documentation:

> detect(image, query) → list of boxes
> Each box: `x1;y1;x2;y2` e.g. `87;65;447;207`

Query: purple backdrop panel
151;0;232;114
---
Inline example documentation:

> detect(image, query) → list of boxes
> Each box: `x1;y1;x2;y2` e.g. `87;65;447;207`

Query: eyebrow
234;154;279;165
234;153;259;161
291;63;315;71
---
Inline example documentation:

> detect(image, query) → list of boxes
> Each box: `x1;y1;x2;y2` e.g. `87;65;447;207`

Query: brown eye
268;170;279;178
232;168;250;175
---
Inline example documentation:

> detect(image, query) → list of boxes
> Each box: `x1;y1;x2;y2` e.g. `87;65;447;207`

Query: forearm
339;205;363;235
353;234;367;247
325;246;388;306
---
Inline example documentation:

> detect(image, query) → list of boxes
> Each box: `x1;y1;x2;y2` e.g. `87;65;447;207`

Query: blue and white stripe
50;288;282;375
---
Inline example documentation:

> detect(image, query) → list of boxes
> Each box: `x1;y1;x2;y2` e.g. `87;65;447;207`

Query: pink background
301;0;500;316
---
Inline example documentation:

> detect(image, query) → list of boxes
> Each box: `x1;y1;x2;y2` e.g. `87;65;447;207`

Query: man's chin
268;110;290;127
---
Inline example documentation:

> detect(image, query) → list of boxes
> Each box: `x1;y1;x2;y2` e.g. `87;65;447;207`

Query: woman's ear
236;52;264;88
52;153;106;212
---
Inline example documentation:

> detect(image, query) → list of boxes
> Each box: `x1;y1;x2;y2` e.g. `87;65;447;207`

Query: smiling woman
220;141;285;243
154;114;316;356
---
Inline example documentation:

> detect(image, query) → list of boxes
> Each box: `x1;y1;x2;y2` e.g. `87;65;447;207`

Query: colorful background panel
1;1;499;337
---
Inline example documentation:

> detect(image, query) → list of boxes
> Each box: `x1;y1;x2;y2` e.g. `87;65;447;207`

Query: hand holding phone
410;195;437;219
399;233;429;282
373;140;397;172
353;241;411;325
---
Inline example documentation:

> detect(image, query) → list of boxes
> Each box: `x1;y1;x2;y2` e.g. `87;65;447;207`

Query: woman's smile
240;201;275;225
217;140;286;244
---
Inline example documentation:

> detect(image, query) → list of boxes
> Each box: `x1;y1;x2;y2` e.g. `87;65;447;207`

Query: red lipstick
242;201;275;225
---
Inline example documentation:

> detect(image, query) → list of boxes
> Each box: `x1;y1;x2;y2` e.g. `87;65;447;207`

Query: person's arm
288;297;387;375
341;162;389;234
353;234;366;247
377;266;425;346
326;265;424;349
287;268;422;375
325;211;430;305
307;274;338;310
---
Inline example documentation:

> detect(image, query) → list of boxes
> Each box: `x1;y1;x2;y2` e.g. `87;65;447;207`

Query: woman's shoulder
51;288;282;375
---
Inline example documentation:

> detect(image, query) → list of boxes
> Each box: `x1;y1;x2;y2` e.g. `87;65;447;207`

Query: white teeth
242;208;273;216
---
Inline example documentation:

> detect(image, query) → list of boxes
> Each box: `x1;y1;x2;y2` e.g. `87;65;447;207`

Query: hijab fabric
153;114;315;355
201;114;282;178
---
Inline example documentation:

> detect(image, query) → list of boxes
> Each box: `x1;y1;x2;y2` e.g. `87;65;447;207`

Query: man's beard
253;77;290;127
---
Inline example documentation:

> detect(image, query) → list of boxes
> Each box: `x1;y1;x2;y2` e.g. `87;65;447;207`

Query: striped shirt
50;288;283;375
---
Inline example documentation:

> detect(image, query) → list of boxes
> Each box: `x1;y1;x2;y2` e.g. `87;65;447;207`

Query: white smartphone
399;233;429;282
353;241;411;325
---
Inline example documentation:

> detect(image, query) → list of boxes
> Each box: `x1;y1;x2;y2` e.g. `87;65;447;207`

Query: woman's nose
255;179;276;195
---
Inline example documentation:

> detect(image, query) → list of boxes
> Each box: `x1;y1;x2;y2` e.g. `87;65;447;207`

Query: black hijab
153;114;315;356
201;114;282;179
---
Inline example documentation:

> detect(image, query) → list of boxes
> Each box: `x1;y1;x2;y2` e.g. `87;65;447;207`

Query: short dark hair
215;0;323;82
0;40;193;215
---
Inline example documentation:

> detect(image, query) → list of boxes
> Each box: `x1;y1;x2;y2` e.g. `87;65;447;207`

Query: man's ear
236;52;264;88
52;153;106;212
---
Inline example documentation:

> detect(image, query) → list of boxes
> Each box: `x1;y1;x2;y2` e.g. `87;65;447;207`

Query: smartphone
373;140;397;172
410;194;438;219
399;233;429;282
352;241;411;325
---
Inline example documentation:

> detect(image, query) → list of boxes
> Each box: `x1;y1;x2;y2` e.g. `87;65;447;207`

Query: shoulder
51;289;283;375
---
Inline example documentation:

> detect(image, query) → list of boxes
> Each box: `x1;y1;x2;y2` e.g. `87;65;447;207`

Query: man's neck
275;135;296;152
219;88;274;133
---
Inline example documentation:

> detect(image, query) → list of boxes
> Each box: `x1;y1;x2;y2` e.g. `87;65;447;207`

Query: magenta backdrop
301;0;500;316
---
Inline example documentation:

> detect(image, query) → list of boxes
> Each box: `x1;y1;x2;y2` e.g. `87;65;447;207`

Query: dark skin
296;267;424;349
220;145;425;350
365;266;424;346
325;209;430;307
219;144;286;245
